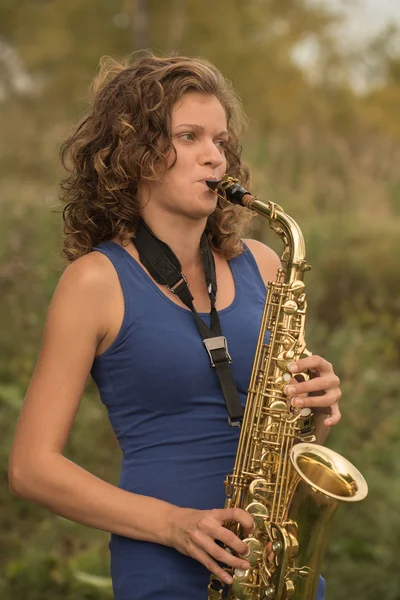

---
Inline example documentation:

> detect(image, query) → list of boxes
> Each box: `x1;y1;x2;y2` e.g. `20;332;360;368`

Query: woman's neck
139;211;208;273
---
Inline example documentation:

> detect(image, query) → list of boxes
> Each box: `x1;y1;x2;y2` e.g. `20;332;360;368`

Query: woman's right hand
166;506;254;584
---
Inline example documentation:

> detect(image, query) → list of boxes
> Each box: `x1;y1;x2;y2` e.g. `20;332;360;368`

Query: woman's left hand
283;356;342;427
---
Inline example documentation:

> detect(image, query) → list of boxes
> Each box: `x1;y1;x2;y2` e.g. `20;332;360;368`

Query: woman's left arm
244;239;341;445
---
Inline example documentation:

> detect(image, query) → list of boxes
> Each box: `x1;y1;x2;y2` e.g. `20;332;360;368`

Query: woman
8;52;341;600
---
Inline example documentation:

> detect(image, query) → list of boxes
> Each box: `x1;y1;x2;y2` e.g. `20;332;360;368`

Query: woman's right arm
8;252;252;584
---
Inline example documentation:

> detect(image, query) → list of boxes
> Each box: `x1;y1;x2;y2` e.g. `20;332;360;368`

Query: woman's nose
199;140;225;167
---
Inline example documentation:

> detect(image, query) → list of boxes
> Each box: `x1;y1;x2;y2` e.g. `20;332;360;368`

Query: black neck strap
133;218;244;426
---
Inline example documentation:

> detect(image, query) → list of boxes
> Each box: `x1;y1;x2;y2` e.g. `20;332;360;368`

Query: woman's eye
181;133;195;141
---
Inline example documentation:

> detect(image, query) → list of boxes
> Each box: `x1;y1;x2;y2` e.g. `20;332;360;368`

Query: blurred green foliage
1;1;400;598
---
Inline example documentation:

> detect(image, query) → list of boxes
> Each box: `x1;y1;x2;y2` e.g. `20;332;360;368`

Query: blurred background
1;1;399;598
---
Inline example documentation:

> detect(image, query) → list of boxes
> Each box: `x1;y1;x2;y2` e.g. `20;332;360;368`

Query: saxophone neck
252;200;311;283
207;175;311;283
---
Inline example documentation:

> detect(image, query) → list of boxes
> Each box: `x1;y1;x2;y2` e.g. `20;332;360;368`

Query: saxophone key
289;280;305;296
272;540;283;554
231;567;259;600
285;579;295;597
263;585;276;599
282;300;298;315
248;479;271;502
245;501;269;531
239;538;263;567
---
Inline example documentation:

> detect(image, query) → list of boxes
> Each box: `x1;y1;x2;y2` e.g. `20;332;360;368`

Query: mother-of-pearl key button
234;569;247;577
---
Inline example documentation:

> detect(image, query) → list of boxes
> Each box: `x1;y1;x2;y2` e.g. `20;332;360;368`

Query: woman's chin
191;202;218;220
178;195;216;220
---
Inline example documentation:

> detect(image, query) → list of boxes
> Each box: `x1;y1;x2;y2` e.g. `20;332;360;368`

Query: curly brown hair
60;51;253;262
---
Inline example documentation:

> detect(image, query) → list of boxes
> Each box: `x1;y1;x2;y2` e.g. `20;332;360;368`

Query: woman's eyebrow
174;124;228;137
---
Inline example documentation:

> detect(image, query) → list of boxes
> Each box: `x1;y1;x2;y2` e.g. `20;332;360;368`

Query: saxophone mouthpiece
206;174;252;207
205;179;222;192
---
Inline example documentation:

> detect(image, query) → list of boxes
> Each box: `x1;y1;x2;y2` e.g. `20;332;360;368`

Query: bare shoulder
60;250;116;294
55;252;118;304
53;250;120;346
242;238;282;285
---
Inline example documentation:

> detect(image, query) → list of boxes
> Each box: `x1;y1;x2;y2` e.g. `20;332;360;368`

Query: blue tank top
90;240;325;600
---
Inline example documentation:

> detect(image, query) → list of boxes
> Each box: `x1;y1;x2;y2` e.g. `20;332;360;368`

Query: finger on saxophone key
284;385;296;396
226;507;254;532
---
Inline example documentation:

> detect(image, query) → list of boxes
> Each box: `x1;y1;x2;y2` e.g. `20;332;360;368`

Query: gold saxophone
206;176;368;600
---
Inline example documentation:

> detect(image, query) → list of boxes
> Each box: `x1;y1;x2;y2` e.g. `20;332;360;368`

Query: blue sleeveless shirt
90;240;325;600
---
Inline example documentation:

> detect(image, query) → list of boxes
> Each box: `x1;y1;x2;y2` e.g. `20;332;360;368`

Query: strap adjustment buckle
167;273;188;294
203;336;232;367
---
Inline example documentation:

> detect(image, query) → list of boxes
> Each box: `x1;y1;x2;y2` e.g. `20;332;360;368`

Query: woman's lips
198;180;218;188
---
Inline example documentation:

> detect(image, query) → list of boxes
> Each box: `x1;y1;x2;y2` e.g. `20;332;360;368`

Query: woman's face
137;91;228;221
